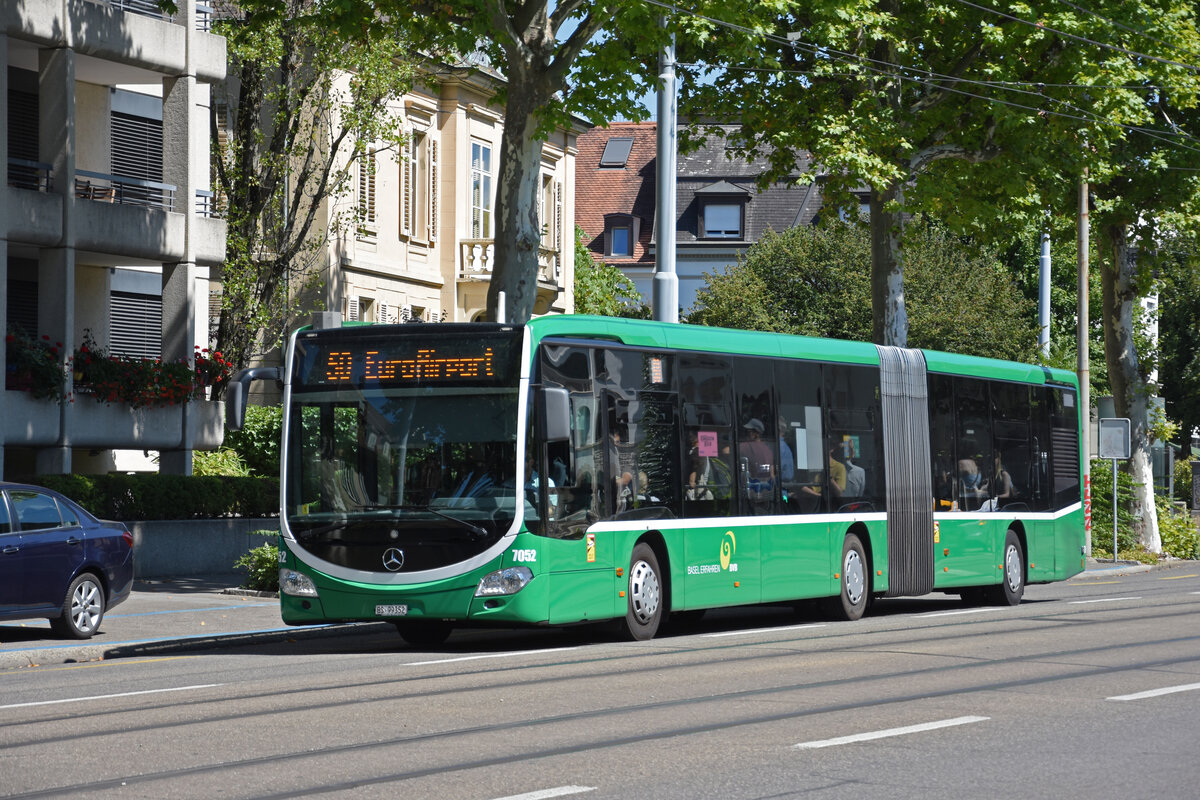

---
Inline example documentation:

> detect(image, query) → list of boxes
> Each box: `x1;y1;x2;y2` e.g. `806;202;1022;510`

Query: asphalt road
2;561;1198;799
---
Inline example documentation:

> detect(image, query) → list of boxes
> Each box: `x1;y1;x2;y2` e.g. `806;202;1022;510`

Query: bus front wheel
823;533;870;621
621;543;664;640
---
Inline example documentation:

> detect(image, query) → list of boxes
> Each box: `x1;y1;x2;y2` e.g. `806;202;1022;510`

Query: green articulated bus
226;314;1085;645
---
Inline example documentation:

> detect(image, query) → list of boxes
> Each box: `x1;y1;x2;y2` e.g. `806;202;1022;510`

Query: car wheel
621;543;665;640
50;573;106;639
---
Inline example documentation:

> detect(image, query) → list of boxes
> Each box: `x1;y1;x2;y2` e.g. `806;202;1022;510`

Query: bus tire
823;533;870;621
988;530;1025;606
621;543;665;640
394;621;453;648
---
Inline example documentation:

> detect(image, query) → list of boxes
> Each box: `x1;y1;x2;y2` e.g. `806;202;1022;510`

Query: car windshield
282;327;524;570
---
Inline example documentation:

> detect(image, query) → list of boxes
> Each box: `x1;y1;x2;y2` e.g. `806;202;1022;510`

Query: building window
702;203;742;239
403;130;436;242
471;141;492;238
539;174;562;252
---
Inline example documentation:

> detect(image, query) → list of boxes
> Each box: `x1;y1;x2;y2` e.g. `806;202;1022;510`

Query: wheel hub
629;559;661;624
844;550;865;605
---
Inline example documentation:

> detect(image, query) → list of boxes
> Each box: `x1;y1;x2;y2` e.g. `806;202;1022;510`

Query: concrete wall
130;519;279;579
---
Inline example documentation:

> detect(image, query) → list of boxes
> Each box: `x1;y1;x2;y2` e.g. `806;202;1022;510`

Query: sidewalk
0;575;391;671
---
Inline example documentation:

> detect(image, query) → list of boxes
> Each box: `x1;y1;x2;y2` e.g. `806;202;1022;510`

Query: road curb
0;621;395;671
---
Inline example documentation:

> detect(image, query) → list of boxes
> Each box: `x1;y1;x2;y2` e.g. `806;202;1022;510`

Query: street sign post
1098;418;1131;562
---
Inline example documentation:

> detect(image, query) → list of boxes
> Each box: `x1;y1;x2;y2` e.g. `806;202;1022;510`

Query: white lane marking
794;716;989;749
1191;592;1200;595
403;647;579;666
0;683;224;711
704;623;827;639
1068;596;1142;605
489;787;596;800
917;608;1003;618
1107;682;1200;702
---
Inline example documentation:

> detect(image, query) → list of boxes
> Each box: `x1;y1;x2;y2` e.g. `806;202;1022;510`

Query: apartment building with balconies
2;0;227;478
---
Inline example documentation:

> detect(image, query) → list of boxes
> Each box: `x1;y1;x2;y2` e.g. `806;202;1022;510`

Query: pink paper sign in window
697;430;718;457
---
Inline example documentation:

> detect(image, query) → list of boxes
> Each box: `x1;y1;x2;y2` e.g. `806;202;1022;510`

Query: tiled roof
575;122;658;265
575;122;824;257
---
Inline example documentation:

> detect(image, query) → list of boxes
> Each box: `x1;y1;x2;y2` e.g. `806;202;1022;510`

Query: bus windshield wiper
381;504;491;542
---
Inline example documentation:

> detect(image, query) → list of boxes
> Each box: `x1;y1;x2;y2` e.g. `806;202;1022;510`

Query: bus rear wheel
986;530;1025;606
822;533;870;621
621;543;664;640
394;621;453;648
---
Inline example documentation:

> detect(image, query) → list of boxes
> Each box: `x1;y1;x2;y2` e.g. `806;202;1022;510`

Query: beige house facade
324;65;580;327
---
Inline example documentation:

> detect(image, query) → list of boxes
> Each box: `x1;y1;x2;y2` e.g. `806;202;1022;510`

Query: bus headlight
475;566;533;597
280;568;319;598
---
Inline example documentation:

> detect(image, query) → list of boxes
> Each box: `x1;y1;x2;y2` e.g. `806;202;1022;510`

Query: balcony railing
75;170;176;212
195;189;220;218
459;239;560;285
103;0;169;20
7;158;53;192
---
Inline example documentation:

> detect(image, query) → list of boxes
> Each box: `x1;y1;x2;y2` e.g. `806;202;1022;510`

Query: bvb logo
720;531;736;571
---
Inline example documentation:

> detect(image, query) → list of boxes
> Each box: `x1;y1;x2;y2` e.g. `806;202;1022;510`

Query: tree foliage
690;218;1037;362
211;1;413;386
572;226;648;318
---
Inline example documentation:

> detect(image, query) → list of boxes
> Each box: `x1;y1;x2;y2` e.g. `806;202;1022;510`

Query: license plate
375;604;408;616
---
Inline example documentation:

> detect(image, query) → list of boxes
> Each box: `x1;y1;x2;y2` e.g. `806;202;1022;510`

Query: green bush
193;448;251;477
1158;497;1200;560
1089;460;1139;558
34;473;278;520
223;405;283;478
234;532;280;592
1174;456;1196;509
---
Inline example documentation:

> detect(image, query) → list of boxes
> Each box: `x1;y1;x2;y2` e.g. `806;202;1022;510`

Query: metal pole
1112;458;1118;562
1078;173;1091;556
1039;220;1051;357
652;15;679;324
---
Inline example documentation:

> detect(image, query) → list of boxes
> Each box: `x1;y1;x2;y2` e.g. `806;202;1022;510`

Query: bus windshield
283;327;523;573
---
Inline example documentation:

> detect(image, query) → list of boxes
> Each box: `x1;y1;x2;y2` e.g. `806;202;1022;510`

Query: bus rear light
280;569;319;598
476;566;533;597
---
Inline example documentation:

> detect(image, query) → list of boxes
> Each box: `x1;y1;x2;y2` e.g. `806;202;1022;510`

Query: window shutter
347;297;359;322
379;303;391;324
401;136;412;237
111;112;163;182
554;180;563;254
110;292;163;360
428;139;438;242
358;151;376;225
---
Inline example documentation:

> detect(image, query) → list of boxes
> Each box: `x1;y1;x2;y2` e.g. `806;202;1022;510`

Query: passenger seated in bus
319;445;370;511
739;418;775;508
958;456;989;510
980;453;1016;512
838;437;866;497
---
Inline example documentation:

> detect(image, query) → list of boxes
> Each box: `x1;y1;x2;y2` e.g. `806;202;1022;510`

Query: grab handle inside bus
539;386;571;442
225;367;282;431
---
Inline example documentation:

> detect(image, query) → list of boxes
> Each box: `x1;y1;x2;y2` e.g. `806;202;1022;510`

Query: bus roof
526;315;1077;389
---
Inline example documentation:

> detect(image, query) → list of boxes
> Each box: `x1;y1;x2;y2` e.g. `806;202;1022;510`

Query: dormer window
604;213;639;257
695;180;750;240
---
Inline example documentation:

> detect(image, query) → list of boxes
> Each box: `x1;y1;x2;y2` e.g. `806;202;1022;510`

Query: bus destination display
296;333;519;388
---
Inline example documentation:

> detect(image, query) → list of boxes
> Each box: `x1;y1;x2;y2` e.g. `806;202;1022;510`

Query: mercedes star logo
382;548;405;571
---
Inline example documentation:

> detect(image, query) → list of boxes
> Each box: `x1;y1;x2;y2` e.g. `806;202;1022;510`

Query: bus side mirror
539;387;571;442
225;367;281;431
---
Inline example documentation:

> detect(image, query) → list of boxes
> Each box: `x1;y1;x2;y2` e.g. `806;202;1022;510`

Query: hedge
30;474;279;520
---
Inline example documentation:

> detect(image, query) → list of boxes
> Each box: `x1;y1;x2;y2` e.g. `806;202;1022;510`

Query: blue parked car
0;482;134;638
